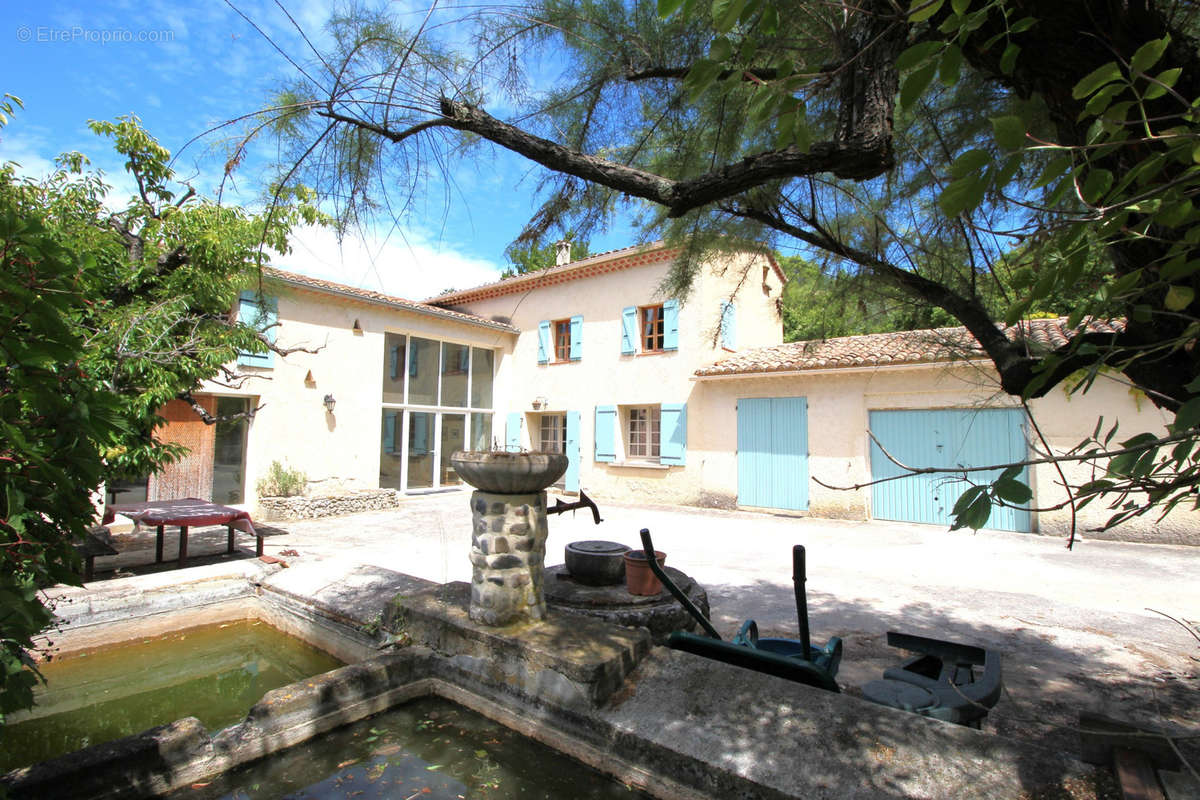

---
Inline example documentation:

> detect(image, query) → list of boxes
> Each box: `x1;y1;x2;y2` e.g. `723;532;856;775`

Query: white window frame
626;405;661;460
539;413;567;454
381;333;496;493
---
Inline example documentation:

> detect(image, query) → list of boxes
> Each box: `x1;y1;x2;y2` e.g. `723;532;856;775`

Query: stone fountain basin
451;451;568;494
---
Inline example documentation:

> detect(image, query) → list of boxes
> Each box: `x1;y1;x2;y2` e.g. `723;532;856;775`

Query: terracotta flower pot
623;549;666;596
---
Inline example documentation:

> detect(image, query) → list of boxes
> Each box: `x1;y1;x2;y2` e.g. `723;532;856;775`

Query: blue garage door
738;397;809;511
869;408;1030;532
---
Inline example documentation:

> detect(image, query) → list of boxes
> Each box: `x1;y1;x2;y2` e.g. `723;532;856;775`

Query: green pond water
170;696;647;800
0;620;344;773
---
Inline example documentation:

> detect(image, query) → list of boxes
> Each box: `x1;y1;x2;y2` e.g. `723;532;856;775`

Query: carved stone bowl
451;451;568;494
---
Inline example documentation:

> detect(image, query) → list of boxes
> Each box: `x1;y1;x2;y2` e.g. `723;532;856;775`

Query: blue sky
0;1;637;299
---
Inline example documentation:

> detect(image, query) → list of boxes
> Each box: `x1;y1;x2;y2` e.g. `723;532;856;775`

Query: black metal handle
639;528;721;640
547;489;603;524
792;545;811;661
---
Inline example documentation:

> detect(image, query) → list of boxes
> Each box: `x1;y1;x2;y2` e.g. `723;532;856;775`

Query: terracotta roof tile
695;317;1125;377
263;267;519;334
430;242;677;305
430;241;787;306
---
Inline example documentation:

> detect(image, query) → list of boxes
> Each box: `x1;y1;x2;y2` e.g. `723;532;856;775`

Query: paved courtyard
102;490;1199;780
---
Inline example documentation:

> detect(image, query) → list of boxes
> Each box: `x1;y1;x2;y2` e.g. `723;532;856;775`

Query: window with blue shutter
720;301;736;350
537;320;551;364
594;406;616;462
663;299;679;351
660;403;687;465
237;291;278;367
569;315;583;361
621;307;637;355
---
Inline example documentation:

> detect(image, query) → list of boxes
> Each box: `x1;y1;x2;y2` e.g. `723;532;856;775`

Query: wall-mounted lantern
323;393;336;413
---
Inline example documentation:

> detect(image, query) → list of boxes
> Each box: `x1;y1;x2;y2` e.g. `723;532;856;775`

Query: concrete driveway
104;489;1200;778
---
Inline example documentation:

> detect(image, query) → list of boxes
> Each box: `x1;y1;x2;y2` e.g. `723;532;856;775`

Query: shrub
256;461;307;497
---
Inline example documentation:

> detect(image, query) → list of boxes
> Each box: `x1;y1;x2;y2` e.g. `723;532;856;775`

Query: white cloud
278;223;503;301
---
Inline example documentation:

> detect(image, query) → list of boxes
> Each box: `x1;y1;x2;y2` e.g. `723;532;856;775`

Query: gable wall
447;249;784;503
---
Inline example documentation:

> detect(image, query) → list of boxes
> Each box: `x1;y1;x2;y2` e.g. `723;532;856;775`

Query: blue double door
869;408;1031;532
737;397;809;511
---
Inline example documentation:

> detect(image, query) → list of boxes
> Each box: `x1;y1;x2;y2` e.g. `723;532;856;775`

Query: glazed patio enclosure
380;333;496;492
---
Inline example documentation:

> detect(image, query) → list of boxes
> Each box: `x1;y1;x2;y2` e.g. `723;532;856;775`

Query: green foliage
0;161;123;723
264;0;1200;537
0;111;318;723
12;116;321;482
256;461;308;498
500;236;590;279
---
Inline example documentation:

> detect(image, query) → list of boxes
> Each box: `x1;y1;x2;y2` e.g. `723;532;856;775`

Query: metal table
104;498;262;569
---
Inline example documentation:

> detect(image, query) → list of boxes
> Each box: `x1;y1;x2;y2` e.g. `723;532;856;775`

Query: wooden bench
75;528;118;581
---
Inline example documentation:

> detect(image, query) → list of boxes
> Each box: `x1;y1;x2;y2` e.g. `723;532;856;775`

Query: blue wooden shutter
663;299;679;351
383;412;397;453
565;410;581;491
660;403;687;465
389;345;400;379
537;320;551;364
409;343;419;377
621;307;637;355
569;315;583;361
506;412;523;452
412;413;429;455
237;291;277;367
720;301;736;350
737;397;809;511
594;405;616;462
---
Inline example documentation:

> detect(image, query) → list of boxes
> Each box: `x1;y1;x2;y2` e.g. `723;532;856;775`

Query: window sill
633;350;671;357
606;460;671;470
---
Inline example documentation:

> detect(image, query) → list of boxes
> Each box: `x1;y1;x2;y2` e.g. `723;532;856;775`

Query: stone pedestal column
468;490;548;626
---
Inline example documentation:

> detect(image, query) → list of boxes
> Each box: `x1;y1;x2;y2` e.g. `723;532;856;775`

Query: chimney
555;240;572;266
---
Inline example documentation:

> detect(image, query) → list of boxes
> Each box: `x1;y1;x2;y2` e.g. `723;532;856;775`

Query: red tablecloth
104;497;256;537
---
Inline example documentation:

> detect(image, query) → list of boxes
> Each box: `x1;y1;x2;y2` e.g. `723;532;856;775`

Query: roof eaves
264;269;519;334
430;241;674;305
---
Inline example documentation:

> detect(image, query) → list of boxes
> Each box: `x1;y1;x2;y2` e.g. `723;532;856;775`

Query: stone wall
256;489;400;522
468;490;549;626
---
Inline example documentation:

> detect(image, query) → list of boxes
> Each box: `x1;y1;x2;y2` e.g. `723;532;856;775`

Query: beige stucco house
130;242;1192;545
117;266;518;507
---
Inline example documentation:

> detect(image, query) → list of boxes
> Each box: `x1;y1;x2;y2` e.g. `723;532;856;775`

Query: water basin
168;696;648;799
0;619;343;773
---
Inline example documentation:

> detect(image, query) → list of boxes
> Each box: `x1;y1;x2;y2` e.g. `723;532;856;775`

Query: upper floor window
236;290;278;368
554;319;572;361
640;305;665;352
538;316;582;363
382;333;493;409
622;301;677;355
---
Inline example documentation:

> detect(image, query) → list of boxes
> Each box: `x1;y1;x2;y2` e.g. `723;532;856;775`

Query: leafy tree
0;159;124;727
0;111;318;721
779;243;1108;341
501;236;590;279
249;0;1200;533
